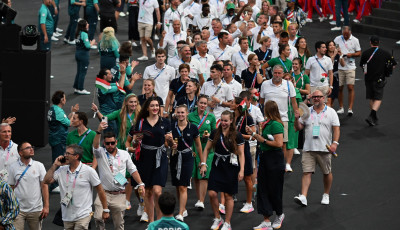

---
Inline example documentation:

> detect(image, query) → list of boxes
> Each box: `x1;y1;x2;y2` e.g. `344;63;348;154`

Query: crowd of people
0;0;397;230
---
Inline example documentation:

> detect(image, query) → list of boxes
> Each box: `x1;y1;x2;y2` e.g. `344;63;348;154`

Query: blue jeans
335;0;349;27
50;143;66;191
65;6;80;41
74;49;90;90
86;6;98;41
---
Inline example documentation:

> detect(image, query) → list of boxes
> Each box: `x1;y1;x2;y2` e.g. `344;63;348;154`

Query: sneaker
321;193;330;205
285;164;293;172
365;116;376;126
294;148;301;155
53;32;62;37
306;18;313;23
52;186;60;193
319;16;326;22
353;19;360;23
98;16;100;21
67;39;76;45
329;21;336;25
154;34;159;40
56;28;63;32
151;49;156;58
140;212;149;222
336;107;344;114
233;194;237;202
272;213;285;229
219;203;225;215
119;12;126;17
126;200;131;210
51;35;59;41
341;18;344;21
90;45;97;49
76;89;91;95
137;56;149;61
221;222;231;230
253;221;272;230
132;41;138;47
175;214;184;222
294;194;307;207
183;210;188;217
210;217;224;230
195;200;205;209
331;26;341;31
329;14;333;20
126;12;129;15
137;204;144;216
63;38;69;43
347;109;353;116
240;202;254;213
396;40;400;45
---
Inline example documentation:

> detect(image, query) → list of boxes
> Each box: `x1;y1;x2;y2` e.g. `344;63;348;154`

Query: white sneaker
240;202;254;213
331;26;341;31
132;41;138;47
353;19;360;23
68;39;76;45
151;49;155;58
98;16;100;21
253;221;272;230
294;148;301;155
119;12;126;17
137;204;144;216
348;109;354;116
294;194;307;207
52;186;60;193
195;200;205;209
221;222;231;230
396;40;400;45
306;18;313;23
319;16;326;22
137;56;149;61
175;214;184;222
63;38;69;43
321;193;330;205
56;28;63;32
272;213;285;229
51;35;59;41
329;21;336;25
219;203;225;215
90;45;97;49
329;14;333;20
182;210;188;217
53;32;62;37
76;89;90;95
140;212;149;222
341;18;344;21
285;164;293;172
336;107;344;114
210;217;224;230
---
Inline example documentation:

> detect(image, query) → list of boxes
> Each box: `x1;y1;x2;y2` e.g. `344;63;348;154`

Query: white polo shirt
231;50;255;76
193;14;212;30
250;26;274;50
93;147;137;192
305;55;333;87
300;105;340;152
209;0;228;17
209;45;234;61
248;104;265;147
138;0;159;25
193;53;215;81
53;163;101;222
0;140;19;181
8;159;46;212
271;43;299;61
164;7;184;34
260;79;296;122
334;35;361;70
208;35;219;49
168;56;202;80
224;78;243;97
158;31;187;59
143;64;176;104
200;80;234;120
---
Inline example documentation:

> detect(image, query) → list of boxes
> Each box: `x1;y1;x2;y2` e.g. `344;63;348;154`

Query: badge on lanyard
312;125;320;138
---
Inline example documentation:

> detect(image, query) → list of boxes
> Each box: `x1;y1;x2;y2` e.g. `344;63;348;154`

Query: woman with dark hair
292;57;310;101
73;19;96;95
283;0;307;33
170;104;203;221
262;44;292;74
126;97;173;223
246;100;285;230
200;110;245;230
176;79;200;113
241;54;264;91
188;95;217;210
326;40;345;107
138;79;165;114
295;37;311;70
119;41;139;82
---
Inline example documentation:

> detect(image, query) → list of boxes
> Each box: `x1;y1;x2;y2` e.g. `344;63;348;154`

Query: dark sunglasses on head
312;95;324;99
105;141;116;146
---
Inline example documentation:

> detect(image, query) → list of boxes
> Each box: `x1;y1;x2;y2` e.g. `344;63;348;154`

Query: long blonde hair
119;94;141;140
100;27;120;50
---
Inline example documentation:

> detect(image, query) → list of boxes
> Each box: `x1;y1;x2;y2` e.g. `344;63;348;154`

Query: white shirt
248;104;264;147
334;35;361;70
252;5;261;21
193;53;215;81
163;7;184;33
159;31;187;59
220;14;235;28
209;0;228;17
271;43;299;61
224;78;243;97
53;163;101;222
260;79;296;122
93;147;137;191
8;159;46;212
200;80;234;120
168;57;202;80
143;64;176;104
231;50;255;75
300;105;340;151
193;14;212;30
305;55;334;87
209;45;235;61
250;26;274;50
138;0;159;25
0;140;19;181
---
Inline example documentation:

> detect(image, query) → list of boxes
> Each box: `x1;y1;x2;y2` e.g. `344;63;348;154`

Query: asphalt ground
6;1;400;229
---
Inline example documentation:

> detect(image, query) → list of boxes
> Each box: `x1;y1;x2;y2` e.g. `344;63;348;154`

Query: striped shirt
0;180;19;230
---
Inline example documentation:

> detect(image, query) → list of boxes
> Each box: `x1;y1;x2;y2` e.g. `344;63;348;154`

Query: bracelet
329;86;333;89
103;209;110;213
95;131;101;135
200;162;208;167
333;141;339;145
134;183;145;189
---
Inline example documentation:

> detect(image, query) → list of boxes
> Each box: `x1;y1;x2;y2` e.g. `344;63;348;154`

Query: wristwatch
329;85;333;89
219;101;223;106
103;209;110;213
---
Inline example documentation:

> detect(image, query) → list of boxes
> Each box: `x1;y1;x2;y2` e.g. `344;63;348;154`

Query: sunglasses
312;96;324;99
105;141;116;146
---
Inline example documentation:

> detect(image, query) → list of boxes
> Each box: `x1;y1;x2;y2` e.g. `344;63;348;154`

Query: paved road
7;1;400;229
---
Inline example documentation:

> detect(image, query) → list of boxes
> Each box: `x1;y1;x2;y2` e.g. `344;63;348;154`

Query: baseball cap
227;3;235;10
370;35;379;44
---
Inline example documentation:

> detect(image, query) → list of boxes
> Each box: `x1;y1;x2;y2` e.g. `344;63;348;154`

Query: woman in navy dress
126;97;172;223
170;105;203;221
200;110;245;230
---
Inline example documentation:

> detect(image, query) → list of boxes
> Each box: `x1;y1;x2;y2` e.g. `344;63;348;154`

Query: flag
95;78;111;91
239;99;247;112
116;83;126;95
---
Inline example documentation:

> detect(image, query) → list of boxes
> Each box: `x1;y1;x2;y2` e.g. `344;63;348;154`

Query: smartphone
102;116;108;123
335;44;339;49
59;156;66;163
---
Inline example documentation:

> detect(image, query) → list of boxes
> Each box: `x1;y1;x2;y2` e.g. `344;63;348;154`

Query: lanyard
367;47;379;64
138;118;144;131
216;50;225;60
311;105;327;124
177;82;186;93
78;129;92;146
127;112;134;125
197;111;209;129
278;57;289;72
14;164;31;189
220;135;231;153
251;70;258;88
142;0;147;5
236;116;245;132
5;141;13;162
261;119;271;131
187;96;197;111
175;122;192;150
292;38;297;46
315;56;328;73
294;72;304;87
106;150;121;173
66;164;82;190
341;36;349;50
212;82;223;97
263;49;270;61
154;66;166;80
210;36;218;41
198;56;208;69
238;51;249;68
